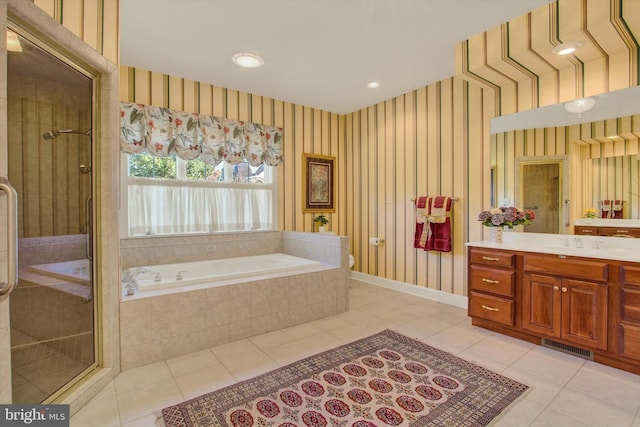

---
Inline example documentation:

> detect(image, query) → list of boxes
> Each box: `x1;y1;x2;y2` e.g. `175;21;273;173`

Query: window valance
119;101;284;166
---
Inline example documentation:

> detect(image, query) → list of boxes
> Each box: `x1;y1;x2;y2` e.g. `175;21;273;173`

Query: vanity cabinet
522;254;608;350
522;273;608;350
467;246;640;375
575;225;640;237
468;249;515;326
619;266;640;360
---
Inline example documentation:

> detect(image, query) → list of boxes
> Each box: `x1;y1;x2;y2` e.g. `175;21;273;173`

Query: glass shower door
7;29;96;403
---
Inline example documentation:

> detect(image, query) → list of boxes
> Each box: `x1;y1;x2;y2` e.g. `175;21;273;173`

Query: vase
490;227;503;243
318;226;325;233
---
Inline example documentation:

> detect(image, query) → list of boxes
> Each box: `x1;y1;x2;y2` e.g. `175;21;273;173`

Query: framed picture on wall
303;153;335;212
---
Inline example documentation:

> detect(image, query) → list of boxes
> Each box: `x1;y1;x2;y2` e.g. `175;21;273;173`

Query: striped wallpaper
344;79;492;295
32;0;119;65
37;0;640;298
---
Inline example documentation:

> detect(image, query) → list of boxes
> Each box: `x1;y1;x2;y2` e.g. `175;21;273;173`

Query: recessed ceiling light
552;41;583;55
367;81;380;89
232;52;264;68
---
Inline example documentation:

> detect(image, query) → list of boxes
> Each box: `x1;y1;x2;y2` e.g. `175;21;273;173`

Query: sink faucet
122;266;151;295
559;237;570;247
574;237;584;248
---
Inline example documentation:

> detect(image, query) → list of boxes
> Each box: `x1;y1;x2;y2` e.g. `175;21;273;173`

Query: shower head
42;129;92;140
43;131;59;140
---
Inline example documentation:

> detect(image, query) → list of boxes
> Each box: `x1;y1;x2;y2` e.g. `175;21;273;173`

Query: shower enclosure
6;28;96;403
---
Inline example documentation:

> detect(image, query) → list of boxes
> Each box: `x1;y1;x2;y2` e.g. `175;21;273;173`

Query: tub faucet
122;266;151;295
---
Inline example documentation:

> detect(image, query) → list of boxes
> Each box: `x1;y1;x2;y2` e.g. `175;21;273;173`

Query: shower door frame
2;1;120;409
7;22;99;403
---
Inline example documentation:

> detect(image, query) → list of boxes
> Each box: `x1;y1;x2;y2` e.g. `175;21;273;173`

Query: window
125;153;275;236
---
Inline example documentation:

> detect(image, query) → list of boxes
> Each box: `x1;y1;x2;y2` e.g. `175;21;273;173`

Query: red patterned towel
425;196;452;252
601;199;624;219
413;197;429;249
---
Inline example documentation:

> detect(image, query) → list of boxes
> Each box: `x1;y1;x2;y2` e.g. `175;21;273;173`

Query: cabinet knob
554;286;559;291
562;287;568;293
482;278;500;284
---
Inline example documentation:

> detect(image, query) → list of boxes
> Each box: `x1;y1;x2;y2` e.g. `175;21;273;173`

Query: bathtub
128;253;325;292
27;259;91;285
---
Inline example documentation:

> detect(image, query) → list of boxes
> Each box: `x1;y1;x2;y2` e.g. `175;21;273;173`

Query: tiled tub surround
119;231;349;370
13;235;92;349
18;235;88;268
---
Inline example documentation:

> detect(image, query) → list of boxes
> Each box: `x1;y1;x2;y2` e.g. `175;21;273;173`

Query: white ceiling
120;0;553;115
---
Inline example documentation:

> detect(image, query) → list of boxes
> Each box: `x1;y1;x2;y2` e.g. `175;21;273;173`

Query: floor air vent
541;338;593;360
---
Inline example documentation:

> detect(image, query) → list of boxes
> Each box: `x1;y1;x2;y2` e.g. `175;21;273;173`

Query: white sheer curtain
128;178;273;235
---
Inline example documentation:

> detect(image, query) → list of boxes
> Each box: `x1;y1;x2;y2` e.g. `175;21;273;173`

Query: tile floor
71;279;640;426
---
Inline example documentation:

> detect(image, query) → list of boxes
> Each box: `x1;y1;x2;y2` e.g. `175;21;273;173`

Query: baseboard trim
349;271;468;309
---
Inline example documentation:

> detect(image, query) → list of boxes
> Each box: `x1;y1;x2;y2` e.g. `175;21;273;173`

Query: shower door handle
85;196;92;261
0;177;18;299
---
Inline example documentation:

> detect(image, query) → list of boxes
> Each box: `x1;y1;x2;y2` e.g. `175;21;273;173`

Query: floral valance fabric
120;102;284;166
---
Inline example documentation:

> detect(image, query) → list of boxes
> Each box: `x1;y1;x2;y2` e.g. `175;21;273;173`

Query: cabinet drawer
598;227;640;238
621;288;640;323
469;249;514;268
620;323;640;360
574;226;598;235
469;266;515;297
621;266;640;286
468;291;514;326
523;255;608;282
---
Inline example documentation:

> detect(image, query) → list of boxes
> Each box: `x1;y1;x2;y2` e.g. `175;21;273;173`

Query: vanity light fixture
563;97;596;117
6;30;22;52
232;52;264;68
552;41;582;55
367;81;380;89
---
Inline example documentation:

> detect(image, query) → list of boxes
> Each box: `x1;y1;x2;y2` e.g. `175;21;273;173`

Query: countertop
574;218;640;228
466;231;640;263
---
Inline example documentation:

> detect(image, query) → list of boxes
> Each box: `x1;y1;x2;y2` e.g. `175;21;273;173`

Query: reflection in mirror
515;156;568;234
490;167;497;208
587;154;639;219
491;100;640;234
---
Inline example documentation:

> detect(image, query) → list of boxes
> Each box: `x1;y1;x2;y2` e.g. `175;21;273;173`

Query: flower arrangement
477;207;536;228
583;207;597;218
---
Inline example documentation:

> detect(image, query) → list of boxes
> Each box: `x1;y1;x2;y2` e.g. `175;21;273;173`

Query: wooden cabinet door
523;273;561;338
561;279;608;350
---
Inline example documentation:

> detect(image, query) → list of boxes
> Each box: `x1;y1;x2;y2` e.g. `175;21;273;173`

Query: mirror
490;86;640;233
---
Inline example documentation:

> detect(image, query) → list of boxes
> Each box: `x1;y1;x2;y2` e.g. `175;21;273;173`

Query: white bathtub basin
27;259;91;285
130;253;325;292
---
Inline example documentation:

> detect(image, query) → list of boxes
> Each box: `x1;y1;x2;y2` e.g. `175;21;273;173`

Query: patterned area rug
162;330;528;427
